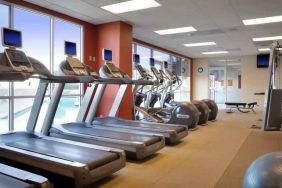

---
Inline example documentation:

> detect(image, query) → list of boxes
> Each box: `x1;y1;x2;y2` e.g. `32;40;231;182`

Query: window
136;45;151;71
153;50;170;62
0;4;10;132
53;19;82;123
133;43;192;102
53;19;81;74
0;99;9;132
54;97;80;124
0;3;83;132
13;7;51;131
54;19;81;95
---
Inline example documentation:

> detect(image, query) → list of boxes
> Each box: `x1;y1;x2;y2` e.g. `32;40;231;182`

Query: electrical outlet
89;56;92;61
92;56;95;62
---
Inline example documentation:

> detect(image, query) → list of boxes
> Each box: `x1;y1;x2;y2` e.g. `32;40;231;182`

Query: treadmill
41;42;165;160
86;50;188;144
0;164;49;188
0;28;125;188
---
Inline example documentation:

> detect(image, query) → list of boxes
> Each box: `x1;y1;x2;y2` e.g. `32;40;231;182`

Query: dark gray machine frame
84;61;188;144
0;51;125;188
40;57;165;160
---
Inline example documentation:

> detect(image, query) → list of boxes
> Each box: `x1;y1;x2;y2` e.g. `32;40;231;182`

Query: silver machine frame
262;42;282;131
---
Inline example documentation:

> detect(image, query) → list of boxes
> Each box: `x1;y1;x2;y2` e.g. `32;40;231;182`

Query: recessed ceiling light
253;36;282;42
243;15;282;25
101;0;161;14
184;42;216;47
202;51;229;55
155;26;197;35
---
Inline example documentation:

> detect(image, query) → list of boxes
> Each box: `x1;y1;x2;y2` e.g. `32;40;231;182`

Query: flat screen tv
257;54;269;68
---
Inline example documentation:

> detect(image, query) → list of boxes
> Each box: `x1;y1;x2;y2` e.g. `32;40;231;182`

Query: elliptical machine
161;61;210;125
134;56;199;130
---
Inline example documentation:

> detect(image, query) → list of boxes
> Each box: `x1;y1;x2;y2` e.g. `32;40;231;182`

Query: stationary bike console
4;49;33;73
136;64;150;80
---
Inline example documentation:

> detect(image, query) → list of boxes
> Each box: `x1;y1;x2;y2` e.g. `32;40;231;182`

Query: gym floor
94;111;281;188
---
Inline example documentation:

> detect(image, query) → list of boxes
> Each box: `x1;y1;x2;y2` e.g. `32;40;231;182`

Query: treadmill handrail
31;75;80;83
99;78;126;84
132;79;154;85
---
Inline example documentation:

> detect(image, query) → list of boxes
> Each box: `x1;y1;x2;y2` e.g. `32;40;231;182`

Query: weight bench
225;102;258;114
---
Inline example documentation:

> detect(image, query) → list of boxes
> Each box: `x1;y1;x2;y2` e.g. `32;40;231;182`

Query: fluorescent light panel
101;0;161;14
184;42;216;47
155;26;197;35
258;48;282;52
218;59;239;62
202;51;228;55
258;48;270;52
253;36;282;42
243;15;282;25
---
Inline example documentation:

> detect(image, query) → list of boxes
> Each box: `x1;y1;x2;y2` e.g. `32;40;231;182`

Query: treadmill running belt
0;174;33;188
57;123;161;146
6;138;118;169
95;117;186;133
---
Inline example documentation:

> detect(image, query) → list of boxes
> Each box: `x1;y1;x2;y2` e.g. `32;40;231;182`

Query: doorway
209;60;241;104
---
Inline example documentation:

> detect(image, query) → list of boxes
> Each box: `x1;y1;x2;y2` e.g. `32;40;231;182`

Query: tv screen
65;41;77;56
133;54;140;63
103;49;112;61
150;58;155;66
164;61;168;69
2;28;22;48
257;54;269;68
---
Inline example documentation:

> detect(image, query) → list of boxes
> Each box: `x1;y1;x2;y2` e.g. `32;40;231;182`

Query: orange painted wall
95;21;133;119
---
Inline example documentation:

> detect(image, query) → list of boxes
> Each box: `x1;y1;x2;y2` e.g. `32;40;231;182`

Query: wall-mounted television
257;54;270;68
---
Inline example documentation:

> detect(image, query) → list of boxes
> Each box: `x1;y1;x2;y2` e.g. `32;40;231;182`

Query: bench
225;102;258;113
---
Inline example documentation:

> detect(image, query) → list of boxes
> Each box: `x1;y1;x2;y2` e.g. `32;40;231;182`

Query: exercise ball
243;152;282;188
192;100;209;125
202;99;218;121
171;102;199;130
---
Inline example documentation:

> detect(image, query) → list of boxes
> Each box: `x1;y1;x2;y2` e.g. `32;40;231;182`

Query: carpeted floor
93;110;281;188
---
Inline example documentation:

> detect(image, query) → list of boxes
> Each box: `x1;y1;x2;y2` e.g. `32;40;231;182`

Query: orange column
95;21;133;119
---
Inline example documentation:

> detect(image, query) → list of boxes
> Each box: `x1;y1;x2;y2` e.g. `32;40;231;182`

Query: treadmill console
105;62;123;78
102;49;127;78
2;28;33;73
83;64;100;78
66;57;88;76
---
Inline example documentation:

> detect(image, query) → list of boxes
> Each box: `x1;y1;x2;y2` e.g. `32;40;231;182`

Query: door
209;67;226;104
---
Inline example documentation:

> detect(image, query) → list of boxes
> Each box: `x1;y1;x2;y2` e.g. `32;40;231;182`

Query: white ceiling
24;0;282;58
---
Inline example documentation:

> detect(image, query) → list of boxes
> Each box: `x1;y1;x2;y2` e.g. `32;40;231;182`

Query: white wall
193;58;209;100
193;55;268;110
